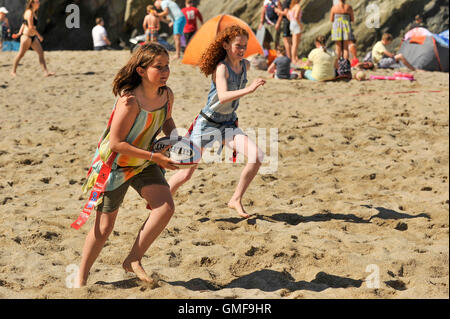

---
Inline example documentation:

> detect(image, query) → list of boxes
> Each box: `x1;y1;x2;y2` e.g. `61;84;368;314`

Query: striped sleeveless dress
82;92;170;194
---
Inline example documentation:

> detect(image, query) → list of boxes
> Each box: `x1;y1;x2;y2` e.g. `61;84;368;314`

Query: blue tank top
200;59;248;124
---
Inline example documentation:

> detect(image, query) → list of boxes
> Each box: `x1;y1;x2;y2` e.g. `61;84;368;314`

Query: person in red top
181;0;203;45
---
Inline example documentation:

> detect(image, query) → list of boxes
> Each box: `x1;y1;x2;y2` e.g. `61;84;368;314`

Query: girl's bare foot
44;71;55;77
228;198;251;218
123;257;159;288
73;278;86;288
10;71;16;77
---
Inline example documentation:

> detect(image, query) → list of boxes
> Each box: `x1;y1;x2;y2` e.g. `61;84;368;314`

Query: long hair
199;25;249;77
25;0;36;11
112;42;169;97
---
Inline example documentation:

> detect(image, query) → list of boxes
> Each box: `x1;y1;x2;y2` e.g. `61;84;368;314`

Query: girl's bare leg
226;134;264;218
75;210;119;287
343;40;350;60
168;165;197;195
283;36;292;60
291;33;301;64
335;41;342;59
11;35;32;76
123;184;175;285
30;38;54;76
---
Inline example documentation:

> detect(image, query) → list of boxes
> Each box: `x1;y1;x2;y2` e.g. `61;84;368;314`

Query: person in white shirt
92;17;111;51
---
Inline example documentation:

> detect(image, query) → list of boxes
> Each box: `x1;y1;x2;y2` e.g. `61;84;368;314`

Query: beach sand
0;50;448;299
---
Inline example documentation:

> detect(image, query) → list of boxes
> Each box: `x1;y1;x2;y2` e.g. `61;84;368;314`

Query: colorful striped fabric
82;97;169;195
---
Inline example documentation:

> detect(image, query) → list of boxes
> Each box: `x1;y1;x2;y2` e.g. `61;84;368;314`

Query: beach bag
337;57;352;77
265;0;279;25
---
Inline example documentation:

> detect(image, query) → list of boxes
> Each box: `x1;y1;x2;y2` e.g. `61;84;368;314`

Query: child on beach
268;45;299;79
167;25;266;218
75;43;180;287
372;33;416;70
143;5;160;43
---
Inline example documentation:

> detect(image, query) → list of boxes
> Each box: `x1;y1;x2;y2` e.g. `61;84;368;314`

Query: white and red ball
152;136;201;169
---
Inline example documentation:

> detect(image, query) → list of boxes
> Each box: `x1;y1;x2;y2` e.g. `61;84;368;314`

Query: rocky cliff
0;0;448;56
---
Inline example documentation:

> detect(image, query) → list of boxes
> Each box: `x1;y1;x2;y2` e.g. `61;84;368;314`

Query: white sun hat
0;7;9;14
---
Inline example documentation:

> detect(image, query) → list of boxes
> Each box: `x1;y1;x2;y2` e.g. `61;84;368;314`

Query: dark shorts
94;45;108;51
184;31;195;45
97;164;169;213
281;19;292;38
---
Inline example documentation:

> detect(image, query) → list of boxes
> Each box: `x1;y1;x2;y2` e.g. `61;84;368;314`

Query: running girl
75;43;180;287
168;25;266;218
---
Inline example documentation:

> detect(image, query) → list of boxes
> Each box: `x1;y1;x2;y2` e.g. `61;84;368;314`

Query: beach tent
399;31;449;72
182;14;263;66
434;30;449;47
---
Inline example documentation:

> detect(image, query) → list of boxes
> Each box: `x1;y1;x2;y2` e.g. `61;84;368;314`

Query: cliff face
196;0;449;56
0;0;448;55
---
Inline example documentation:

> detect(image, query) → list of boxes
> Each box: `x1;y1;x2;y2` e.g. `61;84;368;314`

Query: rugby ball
152;136;201;168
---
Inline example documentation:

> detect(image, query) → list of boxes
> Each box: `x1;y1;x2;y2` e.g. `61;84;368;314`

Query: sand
0;50;448;299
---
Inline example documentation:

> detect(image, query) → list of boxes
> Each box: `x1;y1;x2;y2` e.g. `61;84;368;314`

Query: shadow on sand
215;205;430;226
168;269;363;293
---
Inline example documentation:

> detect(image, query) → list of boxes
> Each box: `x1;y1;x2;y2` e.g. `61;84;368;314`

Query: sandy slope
0;50;448;299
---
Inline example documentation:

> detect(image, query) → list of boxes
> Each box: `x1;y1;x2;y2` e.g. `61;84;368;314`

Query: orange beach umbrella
182;14;263;66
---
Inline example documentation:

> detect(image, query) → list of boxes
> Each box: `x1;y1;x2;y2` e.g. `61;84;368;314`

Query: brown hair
276;45;286;56
382;33;393;42
147;5;155;13
199;25;249;77
95;17;103;25
112;42;169;97
315;35;327;52
25;0;36;11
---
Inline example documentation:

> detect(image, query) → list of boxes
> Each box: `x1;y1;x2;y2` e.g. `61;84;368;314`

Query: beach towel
1;40;19;52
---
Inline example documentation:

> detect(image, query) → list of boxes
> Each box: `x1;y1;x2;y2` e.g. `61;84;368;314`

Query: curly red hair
199;25;249;77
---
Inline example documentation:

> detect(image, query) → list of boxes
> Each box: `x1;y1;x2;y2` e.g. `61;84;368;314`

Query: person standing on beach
11;0;54;77
167;25;266;219
0;7;11;51
258;0;282;49
330;0;355;60
92;17;111;51
287;0;303;65
154;0;186;60
143;5;160;43
181;0;203;46
279;0;293;60
75;43;181;287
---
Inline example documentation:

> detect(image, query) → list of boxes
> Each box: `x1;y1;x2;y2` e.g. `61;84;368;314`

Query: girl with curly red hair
168;25;266;218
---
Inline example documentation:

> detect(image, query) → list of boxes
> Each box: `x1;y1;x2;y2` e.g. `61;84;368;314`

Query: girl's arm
330;7;335;22
349;7;355;22
109;96;178;170
267;61;276;74
162;88;178;137
143;16;148;31
215;62;265;104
